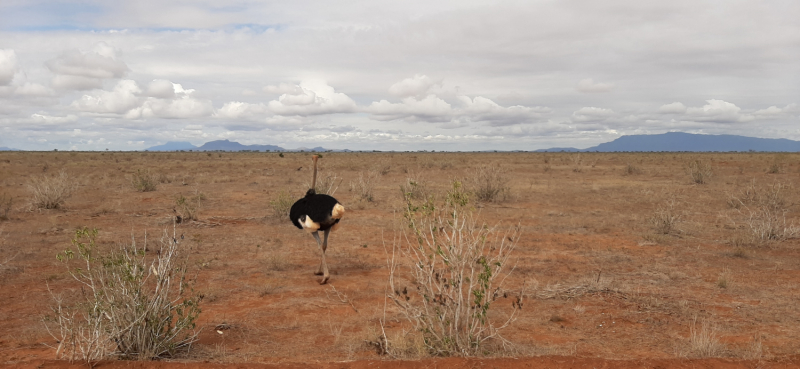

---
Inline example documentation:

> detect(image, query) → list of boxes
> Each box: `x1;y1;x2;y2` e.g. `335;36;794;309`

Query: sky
0;0;798;151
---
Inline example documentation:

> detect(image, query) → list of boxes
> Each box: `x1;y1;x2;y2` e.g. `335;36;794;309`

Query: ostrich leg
319;228;331;284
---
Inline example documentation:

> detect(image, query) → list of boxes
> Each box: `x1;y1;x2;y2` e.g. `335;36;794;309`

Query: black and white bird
289;155;345;284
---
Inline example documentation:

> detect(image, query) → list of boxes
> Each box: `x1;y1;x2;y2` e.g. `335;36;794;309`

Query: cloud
658;102;687;114
215;101;268;120
388;74;441;98
685;99;752;123
263;83;304;95
458;96;551;126
0;49;17;86
71;79;141;114
572;107;617;122
46;42;128;90
146;79;176;98
576;79;614;93
267;80;357;116
366;94;453;122
128;83;213;119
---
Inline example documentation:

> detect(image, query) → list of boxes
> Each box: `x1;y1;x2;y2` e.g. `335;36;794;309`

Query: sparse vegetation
175;191;204;223
469;164;510;202
349;170;379;202
687;318;723;358
727;180;797;244
399;172;429;201
44;227;202;363
649;198;682;235
27;170;76;209
687;159;712;184
0;192;11;220
269;190;294;219
131;169;158;192
385;181;521;356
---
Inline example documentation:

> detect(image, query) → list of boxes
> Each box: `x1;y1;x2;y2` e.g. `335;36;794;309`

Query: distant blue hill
0;147;20;151
538;132;800;152
197;140;285;152
146;141;197;151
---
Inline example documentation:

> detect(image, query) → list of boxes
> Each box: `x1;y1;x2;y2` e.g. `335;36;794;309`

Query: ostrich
289;155;345;284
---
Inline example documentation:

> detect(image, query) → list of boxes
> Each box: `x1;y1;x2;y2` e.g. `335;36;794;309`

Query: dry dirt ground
1;151;800;368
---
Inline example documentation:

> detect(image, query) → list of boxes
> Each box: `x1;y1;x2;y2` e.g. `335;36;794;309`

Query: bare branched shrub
175;191;204;223
688;318;723;357
687;160;712;184
27;170;76;209
649;198;682;234
350;170;379;202
469;165;510;202
269;190;293;219
131;170;158;192
308;168;341;195
0;192;11;221
44;227;202;363
385;181;521;356
728;181;797;243
399;172;429;201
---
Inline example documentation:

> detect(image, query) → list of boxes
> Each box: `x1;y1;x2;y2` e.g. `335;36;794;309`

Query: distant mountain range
145;140;330;152
536;132;800;152
3;132;798;152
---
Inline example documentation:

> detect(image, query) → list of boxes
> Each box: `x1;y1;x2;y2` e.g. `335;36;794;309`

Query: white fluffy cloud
71;80;141;114
46;42;128;90
458;96;551;126
572;107;617;122
658;102;687;114
366;95;453;122
685;99;752;123
388;74;441;98
266;80;357;116
215;101;268;120
0;49;17;86
576;78;614;93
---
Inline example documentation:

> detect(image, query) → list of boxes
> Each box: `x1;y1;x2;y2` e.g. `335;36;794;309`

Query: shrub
623;163;642;176
0;192;11;221
385;181;521;356
27;170;76;209
687;160;712;184
469;165;510;202
729;181;797;243
44;227;202;363
269;190;294;219
310;169;341;196
131;170;158;192
350;170;379;202
399;172;429;201
649;198;682;235
175;191;204;223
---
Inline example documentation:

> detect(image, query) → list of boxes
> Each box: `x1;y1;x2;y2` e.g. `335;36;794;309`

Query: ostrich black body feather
289;189;342;231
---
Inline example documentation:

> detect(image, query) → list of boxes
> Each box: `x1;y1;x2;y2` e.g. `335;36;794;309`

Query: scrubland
1;151;799;368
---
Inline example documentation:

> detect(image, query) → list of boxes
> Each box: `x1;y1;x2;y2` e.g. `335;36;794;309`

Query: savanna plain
1;151;800;369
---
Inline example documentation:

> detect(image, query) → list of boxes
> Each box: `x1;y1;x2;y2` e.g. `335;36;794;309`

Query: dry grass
687;318;723;357
0;192;11;221
687;159;713;184
269;190;294;219
131;169;158;192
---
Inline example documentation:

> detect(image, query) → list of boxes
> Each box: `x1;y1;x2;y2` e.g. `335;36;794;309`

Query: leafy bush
27;170;76;209
44;227;202;363
399;172;429;201
385;181;521;356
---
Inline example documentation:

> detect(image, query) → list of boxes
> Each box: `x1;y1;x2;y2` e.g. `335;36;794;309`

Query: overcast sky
0;0;798;151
